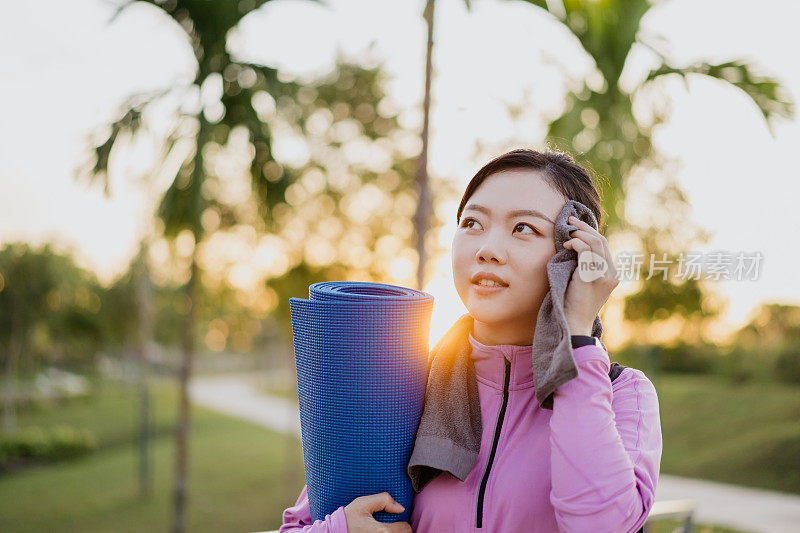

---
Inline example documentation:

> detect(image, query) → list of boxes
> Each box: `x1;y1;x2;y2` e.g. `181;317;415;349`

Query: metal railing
643;499;696;532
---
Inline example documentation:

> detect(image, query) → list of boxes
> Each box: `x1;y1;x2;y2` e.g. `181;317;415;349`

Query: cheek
450;239;474;288
451;243;468;277
518;243;555;275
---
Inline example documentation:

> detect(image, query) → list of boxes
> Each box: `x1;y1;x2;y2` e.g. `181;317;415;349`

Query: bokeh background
1;0;799;531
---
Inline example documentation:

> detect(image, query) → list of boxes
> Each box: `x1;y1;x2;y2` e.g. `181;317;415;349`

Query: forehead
467;169;565;215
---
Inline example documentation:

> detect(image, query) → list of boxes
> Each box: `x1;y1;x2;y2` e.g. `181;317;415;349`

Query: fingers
565;217;619;285
569;217;612;254
363;492;405;514
345;493;411;533
564;236;591;253
566;220;604;249
567;214;598;233
565;217;603;254
567;216;601;239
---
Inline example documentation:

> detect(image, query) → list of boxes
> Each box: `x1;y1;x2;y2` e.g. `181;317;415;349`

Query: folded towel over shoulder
407;199;606;493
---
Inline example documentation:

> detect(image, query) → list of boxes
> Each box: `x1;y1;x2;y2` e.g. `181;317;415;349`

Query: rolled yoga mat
289;281;434;523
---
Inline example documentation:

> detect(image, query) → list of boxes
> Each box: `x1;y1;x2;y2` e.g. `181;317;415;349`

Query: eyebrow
463;204;555;225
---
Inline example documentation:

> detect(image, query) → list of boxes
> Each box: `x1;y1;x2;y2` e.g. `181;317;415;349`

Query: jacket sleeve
549;344;662;533
280;485;349;533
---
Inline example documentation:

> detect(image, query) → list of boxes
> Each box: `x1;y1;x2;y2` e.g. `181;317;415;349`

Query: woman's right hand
343;492;412;532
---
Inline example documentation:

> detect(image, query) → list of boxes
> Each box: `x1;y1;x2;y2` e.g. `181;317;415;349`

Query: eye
515;222;541;236
460;217;482;230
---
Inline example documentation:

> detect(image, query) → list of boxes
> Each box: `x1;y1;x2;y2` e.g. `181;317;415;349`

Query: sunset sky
2;0;799;347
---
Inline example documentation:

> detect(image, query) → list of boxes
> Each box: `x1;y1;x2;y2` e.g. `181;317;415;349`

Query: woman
280;148;662;532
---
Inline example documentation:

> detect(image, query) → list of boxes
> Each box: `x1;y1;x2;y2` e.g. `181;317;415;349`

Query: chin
465;304;515;325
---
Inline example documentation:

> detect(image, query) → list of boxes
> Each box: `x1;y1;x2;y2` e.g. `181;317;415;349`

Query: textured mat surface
289;281;434;523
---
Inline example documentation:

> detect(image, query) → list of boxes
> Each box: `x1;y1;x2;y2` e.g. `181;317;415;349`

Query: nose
475;234;506;264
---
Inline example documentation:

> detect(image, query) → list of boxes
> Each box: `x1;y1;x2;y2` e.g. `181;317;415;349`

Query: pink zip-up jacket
281;332;662;532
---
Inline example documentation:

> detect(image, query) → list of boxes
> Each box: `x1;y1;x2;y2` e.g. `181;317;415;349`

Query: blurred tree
92;56;458;360
101;243;272;362
94;237;158;497
731;303;800;351
413;0;472;291
77;1;319;530
248;55;462;495
0;243;104;432
726;303;800;383
512;0;793;339
132;237;155;499
101;250;188;353
263;56;460;344
414;0;436;291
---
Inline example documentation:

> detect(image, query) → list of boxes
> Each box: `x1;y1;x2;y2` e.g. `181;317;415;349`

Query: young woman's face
452;169;567;345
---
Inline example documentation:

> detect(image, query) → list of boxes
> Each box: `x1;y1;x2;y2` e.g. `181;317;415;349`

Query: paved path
190;373;301;436
190;373;800;533
653;474;800;532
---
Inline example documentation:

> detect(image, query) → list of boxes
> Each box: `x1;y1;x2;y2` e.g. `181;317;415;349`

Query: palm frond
518;0;649;88
156;119;208;238
76;88;173;196
645;59;795;134
516;0;548;10
77;101;144;196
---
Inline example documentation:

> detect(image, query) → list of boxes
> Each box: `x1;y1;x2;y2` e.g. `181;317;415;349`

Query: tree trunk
414;0;435;291
3;307;22;433
171;111;208;533
3;341;19;433
171;252;198;533
134;238;154;498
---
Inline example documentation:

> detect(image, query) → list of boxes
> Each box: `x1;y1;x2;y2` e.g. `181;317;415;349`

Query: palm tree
518;0;791;230
132;236;154;498
515;0;793;340
413;0;436;291
413;0;472;291
78;1;315;531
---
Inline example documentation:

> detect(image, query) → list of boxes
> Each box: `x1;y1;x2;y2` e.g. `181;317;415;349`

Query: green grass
0;379;306;532
655;372;800;494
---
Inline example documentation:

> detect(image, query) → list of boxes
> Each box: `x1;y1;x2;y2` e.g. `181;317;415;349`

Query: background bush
774;346;800;384
657;342;718;374
614;340;800;386
0;425;96;469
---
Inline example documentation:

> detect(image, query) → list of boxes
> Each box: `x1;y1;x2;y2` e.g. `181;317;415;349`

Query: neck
472;318;534;346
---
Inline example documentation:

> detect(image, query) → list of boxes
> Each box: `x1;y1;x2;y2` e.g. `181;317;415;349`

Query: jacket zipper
475;357;511;529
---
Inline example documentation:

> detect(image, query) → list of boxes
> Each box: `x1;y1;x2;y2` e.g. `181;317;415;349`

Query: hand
562;215;619;335
344;492;412;532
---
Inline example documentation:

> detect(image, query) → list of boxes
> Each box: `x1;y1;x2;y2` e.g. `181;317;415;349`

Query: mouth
470;272;509;287
471;281;508;295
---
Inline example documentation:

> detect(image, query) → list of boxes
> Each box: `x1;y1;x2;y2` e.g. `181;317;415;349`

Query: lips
470;271;509;286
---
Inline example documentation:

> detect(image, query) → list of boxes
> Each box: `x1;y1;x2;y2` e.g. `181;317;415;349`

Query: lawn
654;371;800;494
0;378;306;532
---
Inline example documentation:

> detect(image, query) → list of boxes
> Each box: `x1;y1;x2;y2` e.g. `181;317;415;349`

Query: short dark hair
456;148;605;229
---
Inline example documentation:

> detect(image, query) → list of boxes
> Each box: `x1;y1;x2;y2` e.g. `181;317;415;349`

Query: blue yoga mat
289;281;434;523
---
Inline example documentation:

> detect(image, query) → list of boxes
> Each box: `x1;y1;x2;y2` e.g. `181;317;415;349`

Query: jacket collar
468;332;534;390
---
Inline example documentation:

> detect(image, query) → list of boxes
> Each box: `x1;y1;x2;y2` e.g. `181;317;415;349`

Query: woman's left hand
561;215;620;336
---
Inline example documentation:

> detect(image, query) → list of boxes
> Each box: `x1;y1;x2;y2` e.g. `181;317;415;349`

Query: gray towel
407;199;606;493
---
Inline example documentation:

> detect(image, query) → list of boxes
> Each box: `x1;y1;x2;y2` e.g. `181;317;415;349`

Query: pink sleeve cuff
329;506;348;533
571;342;610;366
